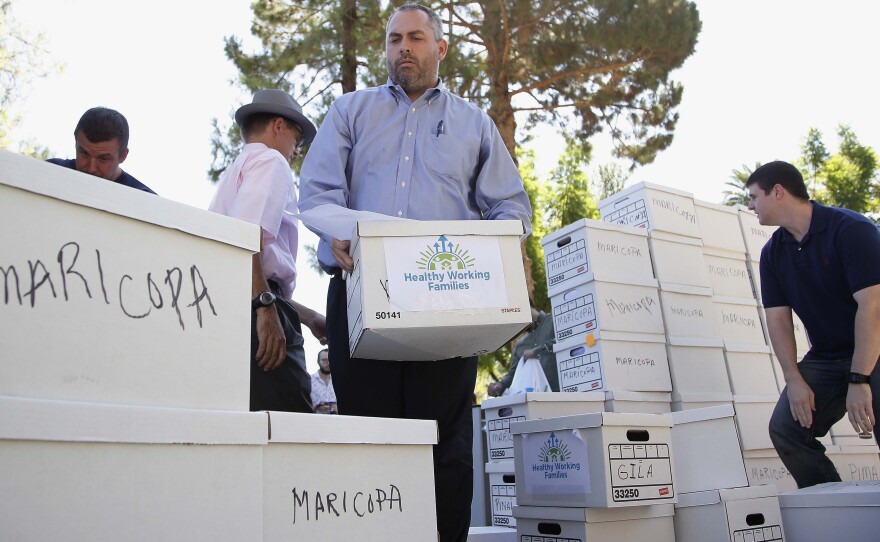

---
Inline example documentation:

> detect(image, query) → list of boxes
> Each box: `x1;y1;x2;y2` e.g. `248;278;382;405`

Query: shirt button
401;182;406;187
411;107;416;112
405;156;410;161
397;211;403;216
408;131;413;136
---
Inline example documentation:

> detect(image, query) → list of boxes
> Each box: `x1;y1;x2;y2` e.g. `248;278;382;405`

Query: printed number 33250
376;311;401;319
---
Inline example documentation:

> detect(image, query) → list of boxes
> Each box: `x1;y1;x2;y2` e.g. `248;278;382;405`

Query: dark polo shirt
47;158;156;195
760;202;880;360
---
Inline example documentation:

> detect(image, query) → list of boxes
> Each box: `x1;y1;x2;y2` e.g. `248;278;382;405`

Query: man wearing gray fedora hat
209;89;326;413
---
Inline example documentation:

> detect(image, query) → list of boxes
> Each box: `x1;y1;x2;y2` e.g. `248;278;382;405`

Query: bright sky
7;0;880;371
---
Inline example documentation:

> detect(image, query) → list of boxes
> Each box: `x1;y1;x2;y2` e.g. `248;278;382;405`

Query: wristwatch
252;291;277;310
848;372;871;384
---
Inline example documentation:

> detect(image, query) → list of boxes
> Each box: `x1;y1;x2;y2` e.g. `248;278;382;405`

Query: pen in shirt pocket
436;120;444;137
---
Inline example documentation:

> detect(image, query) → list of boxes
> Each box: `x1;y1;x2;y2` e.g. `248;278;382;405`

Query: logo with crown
416;235;475;271
538;432;571;463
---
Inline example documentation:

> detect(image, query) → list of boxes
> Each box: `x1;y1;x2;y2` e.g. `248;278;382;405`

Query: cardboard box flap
648;230;704;246
667;335;725;348
671;391;733;403
604;390;672;402
0;150;260;251
554;330;667;351
356;218;524;238
778;481;880;508
484;460;515;474
513;503;674;522
658;282;713;296
670;403;736;424
676;485;777;509
267;411;437;445
0;396;267;444
480;391;605;410
510;411;673;435
541;217;649;246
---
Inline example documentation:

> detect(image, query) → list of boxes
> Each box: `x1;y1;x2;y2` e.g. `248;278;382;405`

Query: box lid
670;403;736;424
600;181;694;204
734;394;780;404
541;217;649;246
671;391;734;403
267;411;437;445
510;411;673;435
676;485;777;508
667;335;725;348
694;199;739;215
484;460;515;474
605;390;672;402
648;230;705;246
553;330;668;354
0;150;260;251
513;503;674;522
658;282;714;296
556;272;659;290
481;391;605;410
723;343;772;354
712;295;761;307
778;481;880;508
0;396;267;444
357;218;524;237
702;246;747;260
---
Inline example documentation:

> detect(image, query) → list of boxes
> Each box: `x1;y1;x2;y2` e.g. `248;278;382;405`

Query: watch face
260;292;276;305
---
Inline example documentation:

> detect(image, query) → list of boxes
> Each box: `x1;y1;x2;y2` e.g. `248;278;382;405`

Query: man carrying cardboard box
747;160;880;488
210;89;327;413
299;4;531;540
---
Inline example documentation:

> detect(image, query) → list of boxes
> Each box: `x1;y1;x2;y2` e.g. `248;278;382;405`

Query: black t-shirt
47;158;156;195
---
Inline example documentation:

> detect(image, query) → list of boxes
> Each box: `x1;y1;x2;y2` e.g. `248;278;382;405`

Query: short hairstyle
240;112;302;142
388;3;444;41
317;348;329;362
745;160;810;201
74;107;129;154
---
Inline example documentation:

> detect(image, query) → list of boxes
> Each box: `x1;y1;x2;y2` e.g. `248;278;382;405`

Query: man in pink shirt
209;89;326;412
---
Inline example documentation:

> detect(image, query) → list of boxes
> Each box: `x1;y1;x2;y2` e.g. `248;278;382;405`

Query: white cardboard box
550;274;664;346
724;347;780;396
605;390;672;414
512;412;676;507
0;151;258;410
736;205;777;262
513;504;675;542
703;248;756;299
346;219;531;360
743;449;799;493
599;181;701;239
671;391;734;412
657;283;722;342
714;296;768;349
694;199;748;254
467;526;517;541
665;338;731;396
541;218;654;297
733;395;779;451
482;392;605;462
778;481;880;542
554;330;672;393
674;485;785;542
262;412;438;541
670;404;748;493
647;231;711;289
485;460;517;528
826;445;880;482
0;396;266;542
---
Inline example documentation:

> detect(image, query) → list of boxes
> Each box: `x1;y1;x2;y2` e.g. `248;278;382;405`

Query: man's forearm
852;286;880;375
765;307;801;382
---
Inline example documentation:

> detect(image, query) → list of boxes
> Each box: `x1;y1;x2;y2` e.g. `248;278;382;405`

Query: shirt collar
779;200;828;244
385;77;446;104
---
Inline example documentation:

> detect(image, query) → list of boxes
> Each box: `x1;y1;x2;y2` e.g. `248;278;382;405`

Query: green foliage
593;162;629;201
547;136;599;231
798;127;829;198
722;162;761;207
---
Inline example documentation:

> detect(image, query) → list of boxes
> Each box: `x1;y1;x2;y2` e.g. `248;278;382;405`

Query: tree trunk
341;0;357;93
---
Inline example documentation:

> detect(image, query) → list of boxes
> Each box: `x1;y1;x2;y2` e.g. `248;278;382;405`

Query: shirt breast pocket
424;134;468;180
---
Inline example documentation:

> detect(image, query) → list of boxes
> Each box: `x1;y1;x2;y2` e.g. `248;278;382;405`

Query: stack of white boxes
543;218;672;411
0;151;442;542
600;184;730;412
510;412;678;541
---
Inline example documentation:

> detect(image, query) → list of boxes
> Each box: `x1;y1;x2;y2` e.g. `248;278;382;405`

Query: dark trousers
769;358;880;488
249;282;313;413
327;275;476;542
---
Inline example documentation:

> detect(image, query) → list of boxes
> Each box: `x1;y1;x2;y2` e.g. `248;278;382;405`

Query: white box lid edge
778;481;880;507
606;390;672;402
671;391;734;403
647;230;704;246
0;396;268;444
667;336;725;348
513;503;674;522
357;219;524;237
510;411;673;435
553;330;668;352
541;217;649;244
484;460;515;473
268;411;437;445
670;403;736;424
658;282;714;296
481;391;606;410
675;485;777;508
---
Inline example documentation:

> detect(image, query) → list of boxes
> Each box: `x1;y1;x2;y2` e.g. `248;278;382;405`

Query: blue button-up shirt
299;79;532;271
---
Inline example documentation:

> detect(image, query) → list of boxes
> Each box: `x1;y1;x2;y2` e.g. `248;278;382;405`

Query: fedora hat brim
235;96;317;147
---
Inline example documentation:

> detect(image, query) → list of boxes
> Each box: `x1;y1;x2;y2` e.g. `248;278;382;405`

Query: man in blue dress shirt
299;4;531;540
47;107;155;194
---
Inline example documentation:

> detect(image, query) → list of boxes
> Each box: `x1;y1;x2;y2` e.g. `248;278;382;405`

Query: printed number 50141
375;311;401;319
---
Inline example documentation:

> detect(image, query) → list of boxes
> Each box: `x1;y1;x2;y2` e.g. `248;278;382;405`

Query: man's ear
118;147;129;164
437;38;448;61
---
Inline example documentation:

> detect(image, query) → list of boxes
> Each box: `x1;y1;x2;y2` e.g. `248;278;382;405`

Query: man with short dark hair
310;349;337;414
210;89;327;413
299;4;531;540
747;160;880;488
48;107;155;194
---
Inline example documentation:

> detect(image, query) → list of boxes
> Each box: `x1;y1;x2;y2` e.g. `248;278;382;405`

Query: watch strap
848;372;870;384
